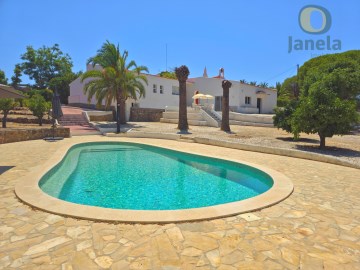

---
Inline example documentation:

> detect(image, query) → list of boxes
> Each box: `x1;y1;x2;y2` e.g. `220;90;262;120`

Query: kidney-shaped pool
40;142;273;210
16;141;293;222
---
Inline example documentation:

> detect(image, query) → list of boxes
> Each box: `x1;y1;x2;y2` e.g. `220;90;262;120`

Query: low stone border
0;127;70;144
1;117;52;124
194;137;360;170
15;138;293;223
105;131;181;140
130;108;165;122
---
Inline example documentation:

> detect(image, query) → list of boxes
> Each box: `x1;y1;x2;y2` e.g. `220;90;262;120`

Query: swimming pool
39;142;273;210
15;139;293;222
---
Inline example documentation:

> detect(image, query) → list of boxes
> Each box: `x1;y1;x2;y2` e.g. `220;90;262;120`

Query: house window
160;85;164;94
172;86;179;95
245;96;251;105
153;84;157;93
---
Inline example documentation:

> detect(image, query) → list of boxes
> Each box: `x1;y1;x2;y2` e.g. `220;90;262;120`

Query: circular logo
298;5;332;34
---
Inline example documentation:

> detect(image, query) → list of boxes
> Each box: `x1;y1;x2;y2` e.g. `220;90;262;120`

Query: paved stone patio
0;136;359;269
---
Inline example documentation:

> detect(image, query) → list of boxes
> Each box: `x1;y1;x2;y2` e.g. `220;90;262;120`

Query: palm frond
81;70;103;82
83;41;149;109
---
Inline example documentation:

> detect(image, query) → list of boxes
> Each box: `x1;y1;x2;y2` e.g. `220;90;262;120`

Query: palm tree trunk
221;80;232;132
120;99;126;124
178;79;188;131
175;65;190;131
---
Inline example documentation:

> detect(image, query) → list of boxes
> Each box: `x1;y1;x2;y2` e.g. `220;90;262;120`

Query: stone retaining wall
1;117;52;124
89;114;114;122
0;128;70;144
130;108;165;122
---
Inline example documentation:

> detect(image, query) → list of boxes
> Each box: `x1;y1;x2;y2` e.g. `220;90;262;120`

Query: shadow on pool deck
295;145;360;158
0;166;15;175
276;137;319;144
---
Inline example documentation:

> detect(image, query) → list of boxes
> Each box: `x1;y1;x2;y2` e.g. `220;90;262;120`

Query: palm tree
221;80;232;132
239;79;247;84
175;65;190;131
258;82;269;88
249;81;257;86
276;82;282;92
81;41;148;133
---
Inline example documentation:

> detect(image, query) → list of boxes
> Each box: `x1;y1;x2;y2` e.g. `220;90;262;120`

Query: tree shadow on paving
349;129;360;135
276;137;319;144
177;130;192;135
295;145;360;158
0;166;15;175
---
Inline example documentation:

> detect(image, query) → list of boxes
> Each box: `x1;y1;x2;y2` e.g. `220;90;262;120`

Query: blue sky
0;0;359;86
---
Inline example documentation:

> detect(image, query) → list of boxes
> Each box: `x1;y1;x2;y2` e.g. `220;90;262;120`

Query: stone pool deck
0;136;359;269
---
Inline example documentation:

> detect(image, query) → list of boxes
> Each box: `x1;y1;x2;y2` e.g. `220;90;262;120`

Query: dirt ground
117;122;360;166
0;107;51;128
2;116;360;165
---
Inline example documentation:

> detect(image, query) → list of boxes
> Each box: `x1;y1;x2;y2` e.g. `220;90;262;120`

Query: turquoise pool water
39;142;273;210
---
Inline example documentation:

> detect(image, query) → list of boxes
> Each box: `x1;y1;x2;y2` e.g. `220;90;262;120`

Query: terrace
0;126;359;269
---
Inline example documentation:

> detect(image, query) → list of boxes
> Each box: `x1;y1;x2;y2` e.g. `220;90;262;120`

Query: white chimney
219;67;224;78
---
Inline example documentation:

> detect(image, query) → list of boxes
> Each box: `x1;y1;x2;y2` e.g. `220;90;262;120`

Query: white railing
200;109;219;127
211;110;222;120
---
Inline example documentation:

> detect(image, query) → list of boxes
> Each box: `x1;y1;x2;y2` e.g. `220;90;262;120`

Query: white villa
69;64;277;126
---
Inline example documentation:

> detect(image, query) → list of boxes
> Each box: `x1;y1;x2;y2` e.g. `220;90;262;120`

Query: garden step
60;121;88;124
229;120;274;127
160;118;208;126
60;119;88;122
60;123;90;126
59;113;89;126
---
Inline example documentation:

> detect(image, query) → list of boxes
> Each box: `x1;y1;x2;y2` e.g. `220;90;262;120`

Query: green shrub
28;94;51;126
0;98;17;128
159;71;176;79
273;100;299;138
27;89;53;102
277;95;291;107
292;86;359;149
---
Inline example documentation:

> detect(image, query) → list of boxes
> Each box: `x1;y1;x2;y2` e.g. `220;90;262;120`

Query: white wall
186;77;224;108
68;65;277;117
237;83;277;114
136;75;179;109
69;64;104;105
69;77;102;105
68;70;182;120
186;77;277;114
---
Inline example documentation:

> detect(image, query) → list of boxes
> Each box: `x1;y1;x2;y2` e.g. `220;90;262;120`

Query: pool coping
15;138;294;223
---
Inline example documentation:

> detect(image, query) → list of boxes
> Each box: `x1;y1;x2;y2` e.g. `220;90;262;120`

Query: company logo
298;5;332;34
288;5;341;54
